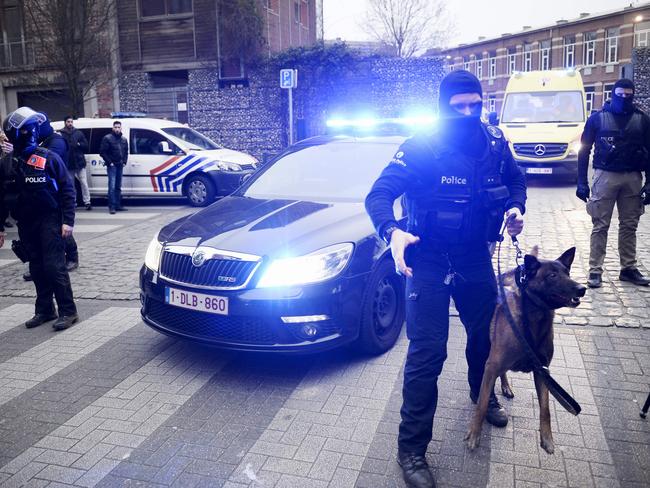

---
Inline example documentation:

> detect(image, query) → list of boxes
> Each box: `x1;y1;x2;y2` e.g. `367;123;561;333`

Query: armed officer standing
365;70;526;488
576;78;650;288
0;107;78;331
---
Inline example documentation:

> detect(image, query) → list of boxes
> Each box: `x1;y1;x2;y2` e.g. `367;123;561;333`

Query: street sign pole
280;69;298;146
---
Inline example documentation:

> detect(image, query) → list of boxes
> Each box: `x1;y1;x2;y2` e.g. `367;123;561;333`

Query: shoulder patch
26;154;47;170
390;151;407;167
486;125;502;139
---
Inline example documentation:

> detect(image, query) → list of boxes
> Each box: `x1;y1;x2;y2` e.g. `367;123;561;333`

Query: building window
294;1;300;23
488;94;496;113
523;43;533;72
476;55;483;79
583;31;597;66
585;86;595;113
635;20;650;47
603;83;614;104
141;0;192;17
0;0;30;67
539;40;551;70
463;55;470;71
605;28;619;64
469;54;476;74
564;35;576;68
488;52;496;79
508;47;517;74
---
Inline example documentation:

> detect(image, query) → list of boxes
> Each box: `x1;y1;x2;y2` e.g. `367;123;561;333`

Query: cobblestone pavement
0;185;648;488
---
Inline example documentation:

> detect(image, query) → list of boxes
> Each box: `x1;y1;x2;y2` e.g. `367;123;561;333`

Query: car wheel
357;259;405;355
185;174;215;207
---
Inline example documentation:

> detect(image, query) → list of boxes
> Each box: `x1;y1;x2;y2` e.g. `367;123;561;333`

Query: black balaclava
611;78;635;115
438;70;483;142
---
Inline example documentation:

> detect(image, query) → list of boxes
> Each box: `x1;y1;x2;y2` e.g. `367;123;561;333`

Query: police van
496;70;587;180
51;117;258;206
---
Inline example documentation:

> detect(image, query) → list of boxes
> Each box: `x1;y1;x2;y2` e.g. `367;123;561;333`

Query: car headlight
569;140;582;155
216;161;242;171
257;243;354;288
144;235;163;272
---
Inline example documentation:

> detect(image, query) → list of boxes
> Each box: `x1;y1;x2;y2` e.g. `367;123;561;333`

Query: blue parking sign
280;69;297;89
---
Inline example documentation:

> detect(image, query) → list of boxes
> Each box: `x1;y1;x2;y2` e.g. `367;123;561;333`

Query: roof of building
438;1;650;52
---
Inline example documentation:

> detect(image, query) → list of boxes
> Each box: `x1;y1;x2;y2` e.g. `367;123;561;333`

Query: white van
51;117;258;206
497;70;587;181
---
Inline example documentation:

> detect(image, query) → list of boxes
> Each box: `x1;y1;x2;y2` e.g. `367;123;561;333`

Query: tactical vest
16;147;60;213
404;125;510;245
593;110;648;172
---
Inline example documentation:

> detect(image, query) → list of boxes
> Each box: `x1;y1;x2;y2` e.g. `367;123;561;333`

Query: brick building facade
437;3;650;115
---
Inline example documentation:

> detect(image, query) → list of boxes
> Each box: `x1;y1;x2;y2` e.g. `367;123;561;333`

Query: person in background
99;120;128;214
60;116;91;211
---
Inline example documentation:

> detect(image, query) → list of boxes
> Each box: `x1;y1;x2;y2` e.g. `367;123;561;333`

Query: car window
131;129;180;155
502;91;584;123
88;128;112;153
243;142;399;202
162;127;221;151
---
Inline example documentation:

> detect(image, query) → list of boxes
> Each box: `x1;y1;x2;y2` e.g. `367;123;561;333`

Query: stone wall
633;47;650;114
119;55;446;161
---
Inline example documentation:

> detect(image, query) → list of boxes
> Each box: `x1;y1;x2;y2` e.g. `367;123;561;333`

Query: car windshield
161;127;222;151
502;91;584;123
242;141;400;202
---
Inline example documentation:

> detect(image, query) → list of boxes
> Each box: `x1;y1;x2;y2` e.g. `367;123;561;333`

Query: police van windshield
243;142;399;202
502;91;584;123
162;127;222;151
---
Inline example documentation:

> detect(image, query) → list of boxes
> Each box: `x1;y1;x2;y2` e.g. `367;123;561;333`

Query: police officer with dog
0;107;78;331
576;78;650;289
366;70;526;488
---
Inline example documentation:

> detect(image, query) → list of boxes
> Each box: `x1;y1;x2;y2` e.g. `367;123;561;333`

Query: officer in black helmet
365;70;526;488
0;107;78;331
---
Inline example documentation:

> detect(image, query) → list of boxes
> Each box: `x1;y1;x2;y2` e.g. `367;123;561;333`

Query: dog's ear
524;254;541;274
557;247;576;270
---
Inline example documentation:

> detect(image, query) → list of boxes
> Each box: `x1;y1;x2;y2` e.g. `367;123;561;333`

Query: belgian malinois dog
465;247;586;454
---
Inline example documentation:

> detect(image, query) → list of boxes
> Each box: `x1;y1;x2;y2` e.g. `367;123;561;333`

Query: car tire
357;259;405;355
184;174;216;207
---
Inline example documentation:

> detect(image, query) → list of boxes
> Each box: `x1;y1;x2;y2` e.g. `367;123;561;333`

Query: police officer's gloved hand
641;182;650;206
576;184;589;202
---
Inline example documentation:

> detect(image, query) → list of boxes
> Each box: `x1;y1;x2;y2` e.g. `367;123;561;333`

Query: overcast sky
324;0;645;47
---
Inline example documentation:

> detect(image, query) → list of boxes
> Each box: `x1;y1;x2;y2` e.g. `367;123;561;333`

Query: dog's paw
465;430;481;450
501;384;514;399
540;436;555;454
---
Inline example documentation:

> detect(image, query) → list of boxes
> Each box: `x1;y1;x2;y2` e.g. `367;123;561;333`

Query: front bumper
515;155;578;177
206;170;255;196
139;266;367;352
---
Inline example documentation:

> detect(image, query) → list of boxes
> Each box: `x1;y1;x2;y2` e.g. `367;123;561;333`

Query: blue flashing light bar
326;115;437;129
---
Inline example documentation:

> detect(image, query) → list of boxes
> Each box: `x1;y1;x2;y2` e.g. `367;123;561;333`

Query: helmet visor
7;107;46;129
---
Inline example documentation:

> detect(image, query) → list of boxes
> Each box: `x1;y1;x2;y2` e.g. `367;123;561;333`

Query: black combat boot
470;391;508;428
587;273;602;288
619;268;650;286
25;314;57;329
53;314;79;331
397;452;436;488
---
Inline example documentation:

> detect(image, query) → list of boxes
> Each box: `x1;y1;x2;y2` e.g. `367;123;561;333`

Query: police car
52;116;258;206
140;130;410;353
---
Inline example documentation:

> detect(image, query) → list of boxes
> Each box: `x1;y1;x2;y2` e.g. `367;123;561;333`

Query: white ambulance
497;70;587;181
52;117;258;206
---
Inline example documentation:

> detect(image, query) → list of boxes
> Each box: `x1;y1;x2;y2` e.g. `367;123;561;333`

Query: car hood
500;123;584;144
191;148;257;165
159;195;374;258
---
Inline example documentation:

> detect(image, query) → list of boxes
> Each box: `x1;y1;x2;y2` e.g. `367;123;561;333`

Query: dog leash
496;225;582;416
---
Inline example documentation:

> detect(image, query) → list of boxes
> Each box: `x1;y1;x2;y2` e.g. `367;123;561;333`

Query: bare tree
217;0;266;64
24;0;117;117
363;0;454;58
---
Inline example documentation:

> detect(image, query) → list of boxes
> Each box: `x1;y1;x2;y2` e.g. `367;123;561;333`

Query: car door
128;128;184;196
86;127;117;197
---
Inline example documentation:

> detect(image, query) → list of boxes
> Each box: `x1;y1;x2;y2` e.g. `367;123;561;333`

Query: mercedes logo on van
534;144;546;156
191;250;206;267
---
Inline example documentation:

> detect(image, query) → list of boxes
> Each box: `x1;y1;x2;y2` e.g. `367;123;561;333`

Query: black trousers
65;235;78;263
398;244;497;455
17;212;77;317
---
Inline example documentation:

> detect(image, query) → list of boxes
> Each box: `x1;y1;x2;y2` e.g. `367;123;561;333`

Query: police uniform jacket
578;101;650;185
365;124;527;251
13;148;76;227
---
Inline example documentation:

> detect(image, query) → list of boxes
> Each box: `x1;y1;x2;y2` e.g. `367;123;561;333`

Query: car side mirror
159;141;175;154
488;112;499;126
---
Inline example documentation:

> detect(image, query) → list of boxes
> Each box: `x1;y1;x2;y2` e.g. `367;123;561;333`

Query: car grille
160;252;258;288
146;299;280;344
513;143;568;158
145;299;343;345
